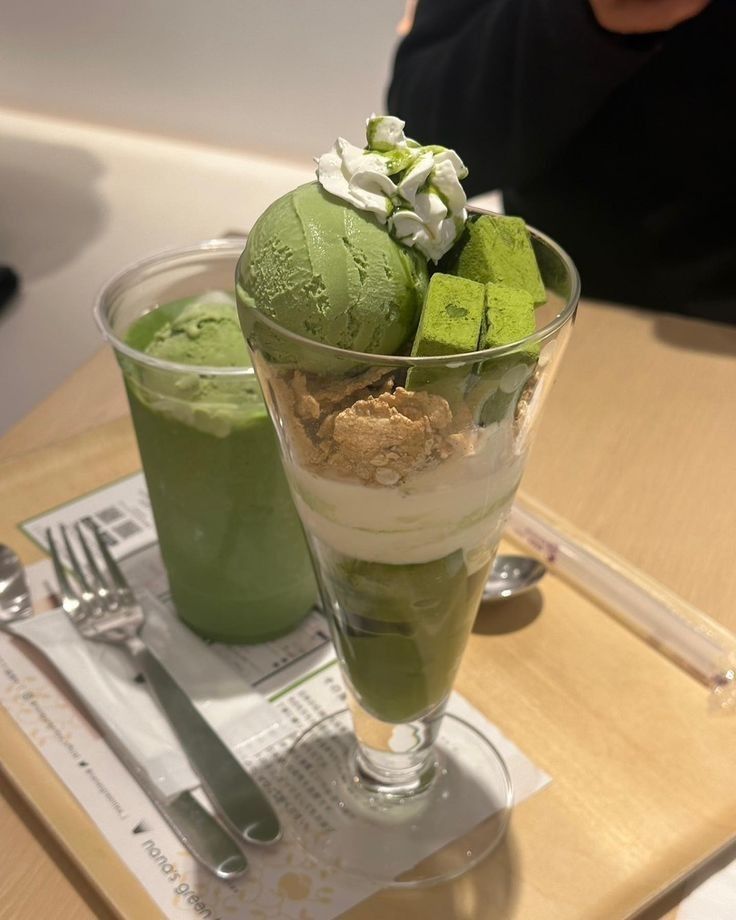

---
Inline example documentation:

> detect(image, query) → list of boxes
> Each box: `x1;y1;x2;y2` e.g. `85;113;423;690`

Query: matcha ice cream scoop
124;293;262;438
140;293;250;367
236;182;428;367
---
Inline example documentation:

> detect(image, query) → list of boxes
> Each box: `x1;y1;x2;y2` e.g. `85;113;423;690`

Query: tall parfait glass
237;218;579;886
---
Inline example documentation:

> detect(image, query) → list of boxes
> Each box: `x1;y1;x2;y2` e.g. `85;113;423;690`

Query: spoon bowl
0;544;33;622
483;555;546;603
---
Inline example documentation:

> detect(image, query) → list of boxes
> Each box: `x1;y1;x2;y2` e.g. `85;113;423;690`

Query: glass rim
94;212;580;376
239;216;580;368
92;237;255;378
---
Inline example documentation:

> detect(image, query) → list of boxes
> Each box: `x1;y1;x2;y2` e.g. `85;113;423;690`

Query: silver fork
48;521;281;847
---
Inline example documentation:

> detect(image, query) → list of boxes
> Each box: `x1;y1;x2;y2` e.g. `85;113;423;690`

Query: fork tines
47;521;141;639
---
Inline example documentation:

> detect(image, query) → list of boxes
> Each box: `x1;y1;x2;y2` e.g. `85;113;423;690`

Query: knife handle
95;719;248;878
128;641;281;845
89;696;248;878
154;790;248;879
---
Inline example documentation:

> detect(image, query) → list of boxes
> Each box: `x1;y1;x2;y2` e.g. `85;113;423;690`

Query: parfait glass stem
349;694;445;796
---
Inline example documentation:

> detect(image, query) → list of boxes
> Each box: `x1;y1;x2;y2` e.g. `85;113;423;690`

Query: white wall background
0;0;405;161
0;1;409;433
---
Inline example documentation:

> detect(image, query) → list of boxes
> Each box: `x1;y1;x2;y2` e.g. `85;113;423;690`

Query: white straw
506;494;736;711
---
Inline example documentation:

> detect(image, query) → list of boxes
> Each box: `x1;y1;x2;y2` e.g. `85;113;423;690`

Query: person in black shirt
388;0;735;324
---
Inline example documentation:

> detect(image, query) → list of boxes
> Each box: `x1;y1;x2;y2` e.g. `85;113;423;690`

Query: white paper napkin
7;591;289;797
677;849;736;920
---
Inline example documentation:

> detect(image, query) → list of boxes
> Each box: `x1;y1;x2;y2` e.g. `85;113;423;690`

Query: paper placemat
1;472;551;919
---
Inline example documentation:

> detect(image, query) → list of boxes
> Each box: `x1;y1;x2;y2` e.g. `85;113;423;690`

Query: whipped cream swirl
316;115;468;262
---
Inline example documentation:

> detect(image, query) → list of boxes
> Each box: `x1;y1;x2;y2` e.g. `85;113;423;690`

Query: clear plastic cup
94;239;317;643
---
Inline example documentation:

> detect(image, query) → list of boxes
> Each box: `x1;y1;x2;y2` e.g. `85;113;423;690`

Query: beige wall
0;2;408;434
0;0;405;160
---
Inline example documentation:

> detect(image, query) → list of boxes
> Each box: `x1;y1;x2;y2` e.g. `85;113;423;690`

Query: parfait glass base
277;709;513;888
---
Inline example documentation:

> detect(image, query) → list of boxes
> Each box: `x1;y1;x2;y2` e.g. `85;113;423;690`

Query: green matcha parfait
237;116;579;885
94;240;317;644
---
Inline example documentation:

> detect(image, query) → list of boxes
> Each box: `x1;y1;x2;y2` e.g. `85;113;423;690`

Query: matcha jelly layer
313;539;490;723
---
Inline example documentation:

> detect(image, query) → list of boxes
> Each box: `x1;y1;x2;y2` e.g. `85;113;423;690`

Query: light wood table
1;300;735;919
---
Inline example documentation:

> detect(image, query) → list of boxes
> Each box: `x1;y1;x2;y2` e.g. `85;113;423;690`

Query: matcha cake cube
471;283;540;424
412;273;485;356
406;273;485;397
444;214;546;306
482;284;538;351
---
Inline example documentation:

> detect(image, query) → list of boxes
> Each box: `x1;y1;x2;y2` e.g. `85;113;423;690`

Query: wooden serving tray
1;418;734;919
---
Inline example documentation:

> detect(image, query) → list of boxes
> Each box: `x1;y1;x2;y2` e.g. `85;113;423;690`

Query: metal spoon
483;554;546;603
0;543;33;622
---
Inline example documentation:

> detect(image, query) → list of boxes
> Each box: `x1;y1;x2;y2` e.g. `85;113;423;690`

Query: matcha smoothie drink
94;240;316;643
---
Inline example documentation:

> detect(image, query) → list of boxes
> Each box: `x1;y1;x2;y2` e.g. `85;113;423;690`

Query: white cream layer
287;423;525;567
